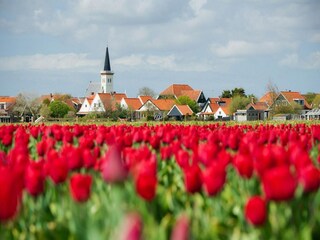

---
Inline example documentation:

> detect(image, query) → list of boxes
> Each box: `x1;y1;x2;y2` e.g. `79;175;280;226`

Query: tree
231;88;246;98
12;93;41;118
266;81;280;105
273;101;302;114
49;101;71;118
176;96;200;113
312;95;320;108
138;87;157;98
229;96;251;115
304;92;317;105
221;90;232;98
39;104;51;118
247;94;258;103
221;88;246;98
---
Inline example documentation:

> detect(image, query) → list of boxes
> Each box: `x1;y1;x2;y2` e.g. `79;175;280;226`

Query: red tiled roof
246;102;269;111
220;106;230;115
209;97;232;106
209;103;220;113
259;92;276;106
280;91;311;109
139;95;153;104
98;93;127;111
180;90;201;101
0;96;16;103
123;98;142;111
159;84;194;97
152;99;175;111
175;104;193;115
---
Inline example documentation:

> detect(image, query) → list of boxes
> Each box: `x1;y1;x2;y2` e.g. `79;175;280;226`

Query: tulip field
0;123;319;239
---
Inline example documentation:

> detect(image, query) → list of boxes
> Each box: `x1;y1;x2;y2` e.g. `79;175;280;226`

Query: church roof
104;47;111;71
85;82;101;96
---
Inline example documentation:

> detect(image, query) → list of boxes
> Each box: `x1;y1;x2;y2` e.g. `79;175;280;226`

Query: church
85;47;115;96
78;47;128;115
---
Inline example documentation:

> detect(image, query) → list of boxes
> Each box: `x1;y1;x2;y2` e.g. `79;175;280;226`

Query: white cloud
114;54;213;72
279;51;320;70
189;0;207;15
212;40;295;58
310;33;320;43
113;55;144;67
0;53;100;71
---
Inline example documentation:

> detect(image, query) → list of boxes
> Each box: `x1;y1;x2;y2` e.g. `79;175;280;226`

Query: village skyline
0;1;319;98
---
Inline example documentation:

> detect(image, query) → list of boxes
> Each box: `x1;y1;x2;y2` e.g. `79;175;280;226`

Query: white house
78;95;95;115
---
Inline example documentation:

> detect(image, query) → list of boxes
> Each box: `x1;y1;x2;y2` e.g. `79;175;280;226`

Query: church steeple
104;47;111;71
100;46;114;93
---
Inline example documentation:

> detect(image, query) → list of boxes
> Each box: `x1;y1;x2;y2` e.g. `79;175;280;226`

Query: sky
0;0;319;99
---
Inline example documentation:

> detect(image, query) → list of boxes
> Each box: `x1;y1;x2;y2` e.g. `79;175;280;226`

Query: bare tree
266;81;280;106
138;87;157;98
12;92;41;118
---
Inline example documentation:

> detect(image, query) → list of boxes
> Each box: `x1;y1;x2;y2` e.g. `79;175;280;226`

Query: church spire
103;47;111;71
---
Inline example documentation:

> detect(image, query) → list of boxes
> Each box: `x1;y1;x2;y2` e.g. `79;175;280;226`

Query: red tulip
299;165;320;193
160;146;172;160
61;145;83;170
82;148;96;169
69;174;92;202
25;161;45;197
233;153;253;179
47;156;69;185
202;161;226;196
176;150;190;169
0;167;22;222
135;168;157;201
183;164;202;194
118;213;143;240
101;145;128;183
245;196;267;226
170;215;189;240
1;134;12;147
262;166;297;201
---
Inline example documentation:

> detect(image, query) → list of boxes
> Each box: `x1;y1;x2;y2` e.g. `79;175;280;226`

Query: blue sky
0;0;319;98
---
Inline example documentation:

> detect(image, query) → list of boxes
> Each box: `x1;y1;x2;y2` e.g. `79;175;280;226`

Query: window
294;99;304;105
98;102;101;107
94;103;97;108
85;104;87;107
0;104;4;110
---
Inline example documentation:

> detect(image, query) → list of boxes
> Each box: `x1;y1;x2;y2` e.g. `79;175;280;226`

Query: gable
167;106;182;117
198;92;206;103
139;100;159;111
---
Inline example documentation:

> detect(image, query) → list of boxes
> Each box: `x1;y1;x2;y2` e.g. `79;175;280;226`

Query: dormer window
293;99;304;105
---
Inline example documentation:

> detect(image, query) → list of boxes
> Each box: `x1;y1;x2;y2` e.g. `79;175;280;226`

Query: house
305;108;320;120
215;106;230;120
167;104;193;120
234;110;247;122
78;92;127;115
138;99;175;120
40;94;83;113
120;97;143;120
199;97;232;120
90;92;127;113
77;95;95;115
0;96;16;122
273;91;311;116
259;92;276;107
246;102;269;121
158;84;206;108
